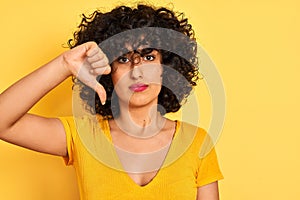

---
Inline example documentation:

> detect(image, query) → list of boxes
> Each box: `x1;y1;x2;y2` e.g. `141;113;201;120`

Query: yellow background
0;0;299;199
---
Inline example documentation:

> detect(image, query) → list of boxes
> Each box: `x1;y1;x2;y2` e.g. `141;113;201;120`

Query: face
111;48;163;109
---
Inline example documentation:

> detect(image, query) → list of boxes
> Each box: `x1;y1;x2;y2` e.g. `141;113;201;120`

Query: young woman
0;4;223;200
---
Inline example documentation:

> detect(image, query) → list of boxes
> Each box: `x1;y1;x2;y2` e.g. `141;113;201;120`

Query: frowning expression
111;48;163;108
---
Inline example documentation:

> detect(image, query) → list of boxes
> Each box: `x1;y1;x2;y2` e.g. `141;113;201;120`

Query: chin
128;98;154;108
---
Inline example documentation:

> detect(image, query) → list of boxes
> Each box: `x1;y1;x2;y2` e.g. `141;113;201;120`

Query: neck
114;102;166;138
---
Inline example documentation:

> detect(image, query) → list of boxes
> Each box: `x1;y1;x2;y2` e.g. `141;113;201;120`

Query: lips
129;83;149;92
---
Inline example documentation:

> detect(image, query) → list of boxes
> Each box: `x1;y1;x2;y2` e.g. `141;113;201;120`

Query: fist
62;42;111;105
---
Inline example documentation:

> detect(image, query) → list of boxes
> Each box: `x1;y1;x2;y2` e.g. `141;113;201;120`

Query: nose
130;53;143;80
131;65;143;80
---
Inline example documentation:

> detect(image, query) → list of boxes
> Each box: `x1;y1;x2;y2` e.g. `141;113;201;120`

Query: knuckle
90;62;98;68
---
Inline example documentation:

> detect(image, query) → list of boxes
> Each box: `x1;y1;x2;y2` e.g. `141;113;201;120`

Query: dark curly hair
68;4;199;119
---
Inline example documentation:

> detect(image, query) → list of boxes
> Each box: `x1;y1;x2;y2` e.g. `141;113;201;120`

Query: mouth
129;83;149;92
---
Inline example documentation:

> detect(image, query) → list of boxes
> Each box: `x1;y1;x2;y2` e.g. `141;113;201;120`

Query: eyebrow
121;48;157;57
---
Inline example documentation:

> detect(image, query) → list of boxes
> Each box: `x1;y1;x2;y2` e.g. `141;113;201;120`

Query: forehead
123;38;149;52
100;31;163;61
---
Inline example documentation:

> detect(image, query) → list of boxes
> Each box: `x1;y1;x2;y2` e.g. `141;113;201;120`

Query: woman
0;4;223;200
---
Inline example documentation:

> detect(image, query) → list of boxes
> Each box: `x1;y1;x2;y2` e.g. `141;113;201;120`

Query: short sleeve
196;147;224;187
58;116;75;166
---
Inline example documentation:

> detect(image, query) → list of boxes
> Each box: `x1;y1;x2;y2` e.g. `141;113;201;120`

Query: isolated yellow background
1;0;299;199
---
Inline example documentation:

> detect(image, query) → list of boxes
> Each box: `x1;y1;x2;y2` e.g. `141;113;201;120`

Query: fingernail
101;101;106;105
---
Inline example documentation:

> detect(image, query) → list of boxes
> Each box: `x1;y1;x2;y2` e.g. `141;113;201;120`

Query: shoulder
58;115;109;136
177;121;207;142
176;121;214;157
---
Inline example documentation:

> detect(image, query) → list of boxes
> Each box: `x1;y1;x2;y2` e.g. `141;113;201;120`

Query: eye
143;55;155;61
117;56;130;63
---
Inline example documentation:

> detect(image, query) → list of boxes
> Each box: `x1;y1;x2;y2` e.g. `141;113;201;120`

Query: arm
0;42;110;156
197;181;220;200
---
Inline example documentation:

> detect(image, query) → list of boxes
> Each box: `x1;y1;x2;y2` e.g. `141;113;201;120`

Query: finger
103;66;111;74
90;66;111;75
90;58;109;69
87;53;105;63
83;42;98;53
86;43;104;57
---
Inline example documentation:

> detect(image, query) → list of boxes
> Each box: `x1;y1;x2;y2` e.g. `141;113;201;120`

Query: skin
110;49;166;138
109;49;175;185
0;42;219;199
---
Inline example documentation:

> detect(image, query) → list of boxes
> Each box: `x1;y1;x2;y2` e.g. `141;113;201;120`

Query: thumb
94;82;107;105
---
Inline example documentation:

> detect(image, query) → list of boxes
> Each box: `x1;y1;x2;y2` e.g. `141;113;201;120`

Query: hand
62;41;111;105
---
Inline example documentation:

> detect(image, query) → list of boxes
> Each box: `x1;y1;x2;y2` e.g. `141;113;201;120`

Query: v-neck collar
100;118;180;188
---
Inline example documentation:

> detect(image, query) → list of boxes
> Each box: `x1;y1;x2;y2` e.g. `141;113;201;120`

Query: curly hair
68;4;199;119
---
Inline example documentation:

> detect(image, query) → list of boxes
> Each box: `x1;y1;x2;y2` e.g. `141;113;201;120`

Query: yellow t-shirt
59;116;223;200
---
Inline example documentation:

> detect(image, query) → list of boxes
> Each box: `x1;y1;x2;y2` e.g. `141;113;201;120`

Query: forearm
0;41;110;136
0;54;71;132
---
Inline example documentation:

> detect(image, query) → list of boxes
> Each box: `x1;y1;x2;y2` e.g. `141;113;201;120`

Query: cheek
144;66;163;84
111;68;127;85
110;63;126;83
111;70;131;98
111;73;118;86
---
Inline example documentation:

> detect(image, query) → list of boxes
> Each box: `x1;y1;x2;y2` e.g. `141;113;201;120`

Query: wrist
58;54;73;79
